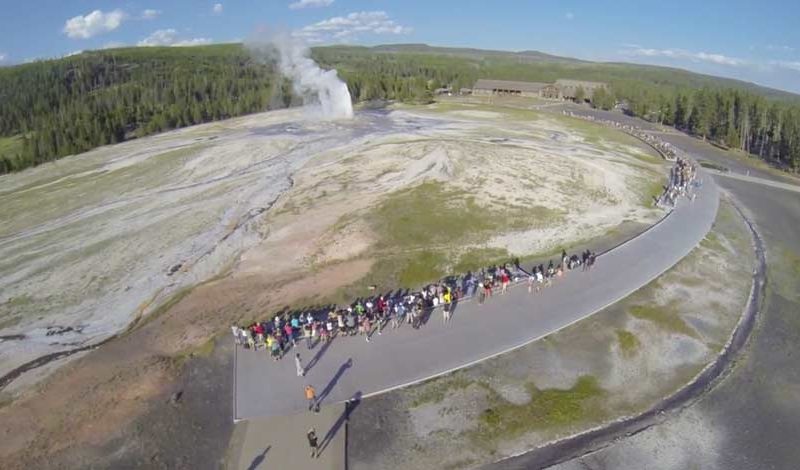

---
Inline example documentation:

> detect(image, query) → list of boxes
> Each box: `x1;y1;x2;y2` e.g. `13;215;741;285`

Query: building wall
472;80;607;101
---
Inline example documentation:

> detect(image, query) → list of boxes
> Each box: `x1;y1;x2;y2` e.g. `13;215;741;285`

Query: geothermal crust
0;103;663;392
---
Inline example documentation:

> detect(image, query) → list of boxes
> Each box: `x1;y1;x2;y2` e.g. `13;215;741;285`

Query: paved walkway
234;175;719;420
707;169;800;194
228;403;346;470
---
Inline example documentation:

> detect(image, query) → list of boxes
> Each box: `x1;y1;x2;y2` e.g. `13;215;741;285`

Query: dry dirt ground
0;102;664;469
346;199;756;470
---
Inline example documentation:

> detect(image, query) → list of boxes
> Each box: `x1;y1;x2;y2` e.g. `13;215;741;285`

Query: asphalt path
545;172;800;470
504;106;800;470
708;170;800;194
234;173;720;420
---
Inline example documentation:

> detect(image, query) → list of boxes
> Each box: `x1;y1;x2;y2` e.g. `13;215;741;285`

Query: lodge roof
473;79;549;93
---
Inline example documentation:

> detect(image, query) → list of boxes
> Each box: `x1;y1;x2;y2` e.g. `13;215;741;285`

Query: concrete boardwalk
228;403;346;470
235;175;720;420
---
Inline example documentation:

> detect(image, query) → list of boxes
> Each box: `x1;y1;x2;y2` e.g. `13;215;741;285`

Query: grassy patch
174;335;217;365
0;391;14;409
473;376;605;445
358;182;562;289
425;100;542;122
410;373;474;408
0;135;24;161
771;244;800;302
700;232;724;252
616;329;640;357
399;250;449;287
132;286;195;331
628;302;696;337
370;182;490;249
453;248;511;274
634;177;664;207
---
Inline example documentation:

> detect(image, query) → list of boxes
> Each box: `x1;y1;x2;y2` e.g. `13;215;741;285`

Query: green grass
371;182;488;249
616;329;640;357
351;181;563;290
424;100;543;122
453;248;511;273
771;244;800;302
473;376;605;445
409;373;474;407
399;250;449;287
173;335;217;366
633;176;665;207
700;232;725;252
0;135;24;160
628;302;696;337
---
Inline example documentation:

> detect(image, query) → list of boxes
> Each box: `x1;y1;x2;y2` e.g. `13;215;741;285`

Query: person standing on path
307;428;319;458
295;353;305;377
442;289;452;323
305;384;319;413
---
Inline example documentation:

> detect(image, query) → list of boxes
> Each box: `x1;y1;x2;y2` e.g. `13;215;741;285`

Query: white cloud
65;50;83;57
138;29;212;47
772;60;800;72
0;53;7;62
766;44;795;53
289;0;334;10
213;3;223;14
141;9;161;20
624;46;745;67
63;9;126;39
295;11;412;43
565;12;574;20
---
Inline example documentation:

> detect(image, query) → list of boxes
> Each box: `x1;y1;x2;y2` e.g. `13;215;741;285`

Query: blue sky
1;0;799;93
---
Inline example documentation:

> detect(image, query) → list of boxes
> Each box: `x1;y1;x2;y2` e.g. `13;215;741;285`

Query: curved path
234;176;720;420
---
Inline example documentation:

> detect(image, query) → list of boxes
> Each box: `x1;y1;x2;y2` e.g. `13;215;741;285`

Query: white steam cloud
248;31;353;119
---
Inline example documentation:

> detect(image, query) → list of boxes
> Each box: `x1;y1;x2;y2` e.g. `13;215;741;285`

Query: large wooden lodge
471;78;607;101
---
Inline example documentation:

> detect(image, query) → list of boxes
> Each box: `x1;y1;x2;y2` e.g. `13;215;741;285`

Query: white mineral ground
0;103;663;391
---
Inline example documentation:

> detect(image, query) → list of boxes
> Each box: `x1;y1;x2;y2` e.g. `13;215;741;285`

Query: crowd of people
230;250;598;357
562;110;682;160
657;156;700;209
559;110;702;209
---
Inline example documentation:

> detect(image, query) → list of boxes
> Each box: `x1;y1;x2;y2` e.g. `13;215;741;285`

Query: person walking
295;353;305;377
307;428;319;458
304;384;319;413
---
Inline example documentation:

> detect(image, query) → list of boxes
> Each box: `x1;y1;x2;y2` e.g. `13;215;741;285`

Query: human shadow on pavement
304;334;333;374
319;391;362;455
318;358;353;405
246;445;271;470
450;297;459;321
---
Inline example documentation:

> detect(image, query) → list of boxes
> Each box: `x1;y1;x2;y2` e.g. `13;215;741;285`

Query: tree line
1;43;798;174
0;45;285;173
592;82;800;170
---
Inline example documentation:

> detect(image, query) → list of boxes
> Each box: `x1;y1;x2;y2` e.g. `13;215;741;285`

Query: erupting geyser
248;31;353;119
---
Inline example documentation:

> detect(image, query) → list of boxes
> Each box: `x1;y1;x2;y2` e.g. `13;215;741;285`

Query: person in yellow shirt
442;289;453;323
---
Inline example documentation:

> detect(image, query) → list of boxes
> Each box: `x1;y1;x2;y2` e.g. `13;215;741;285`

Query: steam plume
248;30;353;119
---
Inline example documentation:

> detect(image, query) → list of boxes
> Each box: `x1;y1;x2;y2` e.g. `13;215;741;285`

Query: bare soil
0;259;370;469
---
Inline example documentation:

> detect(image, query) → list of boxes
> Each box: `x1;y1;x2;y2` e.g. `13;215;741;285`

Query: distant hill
370;43;586;64
363;43;799;102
